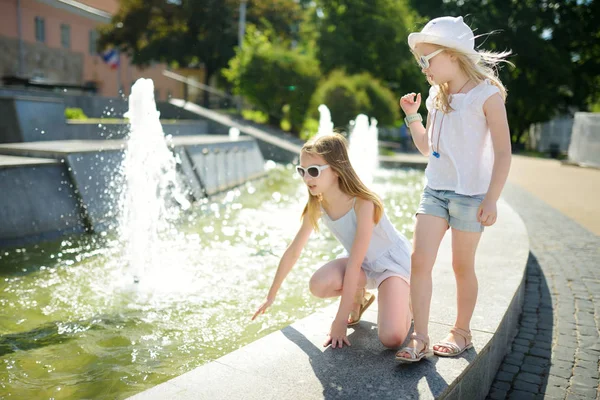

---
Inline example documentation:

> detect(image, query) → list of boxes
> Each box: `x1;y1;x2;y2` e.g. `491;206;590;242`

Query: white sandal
433;327;473;357
395;332;434;363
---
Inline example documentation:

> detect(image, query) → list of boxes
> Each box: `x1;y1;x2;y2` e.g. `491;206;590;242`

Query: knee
451;261;477;279
379;331;407;349
309;275;327;298
411;251;434;275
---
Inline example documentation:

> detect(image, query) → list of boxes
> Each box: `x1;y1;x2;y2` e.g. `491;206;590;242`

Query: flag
101;48;120;69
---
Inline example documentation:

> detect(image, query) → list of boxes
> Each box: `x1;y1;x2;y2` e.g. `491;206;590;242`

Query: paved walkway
507;155;600;236
486;157;600;399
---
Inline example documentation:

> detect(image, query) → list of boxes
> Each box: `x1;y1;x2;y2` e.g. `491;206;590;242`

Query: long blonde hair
425;46;513;114
300;133;384;231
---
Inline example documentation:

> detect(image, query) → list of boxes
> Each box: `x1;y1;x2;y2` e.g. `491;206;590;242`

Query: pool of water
0;164;424;399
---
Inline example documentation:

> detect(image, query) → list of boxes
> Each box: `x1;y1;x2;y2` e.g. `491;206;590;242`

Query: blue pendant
433;151;440;158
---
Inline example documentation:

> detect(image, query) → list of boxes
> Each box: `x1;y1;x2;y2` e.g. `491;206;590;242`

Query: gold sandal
395;332;434;363
433;327;473;357
347;290;375;326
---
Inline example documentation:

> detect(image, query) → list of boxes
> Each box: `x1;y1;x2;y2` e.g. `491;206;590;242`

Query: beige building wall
0;0;185;100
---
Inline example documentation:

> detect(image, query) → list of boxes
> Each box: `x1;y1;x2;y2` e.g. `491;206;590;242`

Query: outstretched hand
323;318;350;349
252;297;274;320
399;93;422;115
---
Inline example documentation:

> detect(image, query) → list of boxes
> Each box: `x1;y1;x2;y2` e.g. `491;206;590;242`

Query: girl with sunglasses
252;133;412;350
396;16;512;362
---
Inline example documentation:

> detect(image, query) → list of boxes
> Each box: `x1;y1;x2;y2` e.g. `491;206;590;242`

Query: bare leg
309;256;367;307
396;214;447;358
434;228;481;353
377;276;411;348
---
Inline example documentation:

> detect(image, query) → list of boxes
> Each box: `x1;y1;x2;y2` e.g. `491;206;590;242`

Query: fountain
348;114;379;187
118;78;191;282
0;92;422;399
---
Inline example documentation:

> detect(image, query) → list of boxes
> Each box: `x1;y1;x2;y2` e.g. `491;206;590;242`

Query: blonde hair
300;133;384;231
421;46;513;114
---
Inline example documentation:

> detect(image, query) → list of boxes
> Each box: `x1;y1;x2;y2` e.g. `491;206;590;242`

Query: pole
17;0;24;76
236;0;247;113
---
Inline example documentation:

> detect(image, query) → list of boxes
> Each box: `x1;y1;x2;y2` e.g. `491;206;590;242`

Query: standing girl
396;16;512;362
253;133;412;349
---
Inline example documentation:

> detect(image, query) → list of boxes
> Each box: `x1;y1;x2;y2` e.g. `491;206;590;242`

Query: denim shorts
416;186;485;232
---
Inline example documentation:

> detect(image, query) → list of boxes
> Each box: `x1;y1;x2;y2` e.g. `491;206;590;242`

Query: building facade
0;0;185;100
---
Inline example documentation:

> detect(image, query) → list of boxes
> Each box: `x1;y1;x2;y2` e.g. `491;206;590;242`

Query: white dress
424;79;501;196
320;198;411;289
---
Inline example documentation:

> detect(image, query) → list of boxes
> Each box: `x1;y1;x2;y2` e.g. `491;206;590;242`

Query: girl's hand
477;198;498;226
399;93;421;115
252;297;275;320
324;318;350;348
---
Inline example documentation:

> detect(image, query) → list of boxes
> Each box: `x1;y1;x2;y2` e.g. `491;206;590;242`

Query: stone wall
0;36;83;84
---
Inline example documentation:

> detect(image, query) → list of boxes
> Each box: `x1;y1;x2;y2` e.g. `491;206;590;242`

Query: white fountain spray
348;114;379;187
118;78;190;282
315;104;334;138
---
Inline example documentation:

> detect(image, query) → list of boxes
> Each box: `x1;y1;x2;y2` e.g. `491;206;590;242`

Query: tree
224;26;321;132
312;0;427;98
408;0;600;145
98;0;304;107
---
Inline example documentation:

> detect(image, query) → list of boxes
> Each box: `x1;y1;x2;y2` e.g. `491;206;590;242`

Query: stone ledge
129;199;529;399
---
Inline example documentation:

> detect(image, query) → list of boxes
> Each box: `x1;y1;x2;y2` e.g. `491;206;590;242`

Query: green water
0;165;424;399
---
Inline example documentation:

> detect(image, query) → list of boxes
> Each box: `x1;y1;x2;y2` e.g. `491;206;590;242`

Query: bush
65;107;88;120
353;73;399;126
308;70;399;129
224;26;321;133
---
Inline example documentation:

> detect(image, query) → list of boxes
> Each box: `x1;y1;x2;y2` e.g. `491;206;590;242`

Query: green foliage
98;0;303;106
313;0;427;97
64;108;88;120
300;117;319;140
308;70;398;129
224;26;321;132
241;109;269;124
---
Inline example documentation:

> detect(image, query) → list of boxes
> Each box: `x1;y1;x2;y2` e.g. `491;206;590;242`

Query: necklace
430;79;471;159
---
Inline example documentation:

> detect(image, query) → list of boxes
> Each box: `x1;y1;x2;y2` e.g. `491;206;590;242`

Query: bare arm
407;113;431;157
252;215;313;319
334;198;375;323
477;93;512;226
399;93;430;156
484;93;512;202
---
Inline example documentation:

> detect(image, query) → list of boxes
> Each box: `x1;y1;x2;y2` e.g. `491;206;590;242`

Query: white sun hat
408;16;481;61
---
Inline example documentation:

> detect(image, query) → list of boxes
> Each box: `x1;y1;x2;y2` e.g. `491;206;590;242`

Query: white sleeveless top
320;199;411;280
424;79;501;196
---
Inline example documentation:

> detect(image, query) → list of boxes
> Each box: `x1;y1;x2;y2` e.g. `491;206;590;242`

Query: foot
433;327;473;356
347;288;374;326
396;338;425;358
395;332;432;363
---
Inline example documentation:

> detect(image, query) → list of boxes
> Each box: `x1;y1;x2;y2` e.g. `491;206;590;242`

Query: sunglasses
296;164;330;178
417;48;444;69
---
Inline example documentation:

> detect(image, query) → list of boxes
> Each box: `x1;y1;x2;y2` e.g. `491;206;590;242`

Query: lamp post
236;0;247;113
238;0;247;49
17;0;24;77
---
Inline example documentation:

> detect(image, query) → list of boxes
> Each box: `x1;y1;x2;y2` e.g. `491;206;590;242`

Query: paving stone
517;372;543;385
520;363;545;375
509;388;538;399
488;185;600;400
487;387;508;400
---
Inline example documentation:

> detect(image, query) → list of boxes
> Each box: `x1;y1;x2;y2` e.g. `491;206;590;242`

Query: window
35;17;45;43
60;24;70;49
89;30;98;55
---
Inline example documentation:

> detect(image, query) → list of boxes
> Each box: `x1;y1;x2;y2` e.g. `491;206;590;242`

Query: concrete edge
127;198;530;400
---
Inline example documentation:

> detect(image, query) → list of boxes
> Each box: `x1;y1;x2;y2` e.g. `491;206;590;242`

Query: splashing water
316;104;334;138
118;78;191;282
229;127;240;141
348;114;379;186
